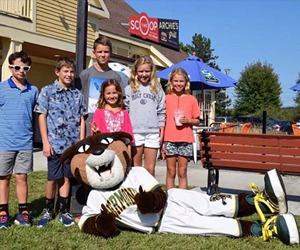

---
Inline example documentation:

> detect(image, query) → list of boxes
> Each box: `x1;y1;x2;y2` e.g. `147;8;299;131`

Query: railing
0;0;32;19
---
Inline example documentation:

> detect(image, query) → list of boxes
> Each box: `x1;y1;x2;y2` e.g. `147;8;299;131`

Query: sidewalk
33;149;300;215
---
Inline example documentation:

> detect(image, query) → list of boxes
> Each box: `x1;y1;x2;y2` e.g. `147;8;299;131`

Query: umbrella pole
201;84;205;125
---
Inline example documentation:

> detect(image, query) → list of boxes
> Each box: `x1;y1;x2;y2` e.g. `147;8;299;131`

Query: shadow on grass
28;197;47;217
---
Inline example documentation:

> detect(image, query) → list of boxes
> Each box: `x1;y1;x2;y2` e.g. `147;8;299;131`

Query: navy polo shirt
0;78;39;150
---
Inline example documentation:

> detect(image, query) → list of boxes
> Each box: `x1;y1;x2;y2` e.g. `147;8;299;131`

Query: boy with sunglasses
0;51;38;229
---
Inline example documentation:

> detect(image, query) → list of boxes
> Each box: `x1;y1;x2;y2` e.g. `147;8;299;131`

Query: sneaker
58;212;75;227
37;209;53;228
251;213;299;245
264;168;287;214
247;168;287;220
0;211;10;229
14;211;31;226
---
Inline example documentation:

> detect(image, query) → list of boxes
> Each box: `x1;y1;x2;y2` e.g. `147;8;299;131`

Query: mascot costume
60;132;299;245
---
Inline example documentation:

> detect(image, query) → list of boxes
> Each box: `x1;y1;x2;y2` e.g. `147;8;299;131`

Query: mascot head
60;132;132;190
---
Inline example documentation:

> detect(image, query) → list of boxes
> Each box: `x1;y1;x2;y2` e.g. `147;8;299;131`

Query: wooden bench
198;131;300;195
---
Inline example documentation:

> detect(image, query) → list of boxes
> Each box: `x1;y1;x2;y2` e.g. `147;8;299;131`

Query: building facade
0;0;216;127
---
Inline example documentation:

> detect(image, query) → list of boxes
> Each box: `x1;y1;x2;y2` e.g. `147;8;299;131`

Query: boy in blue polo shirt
34;57;87;227
0;51;38;229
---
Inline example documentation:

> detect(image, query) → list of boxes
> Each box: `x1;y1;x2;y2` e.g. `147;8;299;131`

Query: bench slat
209;160;280;171
208;137;279;146
209;151;280;162
205;143;280;154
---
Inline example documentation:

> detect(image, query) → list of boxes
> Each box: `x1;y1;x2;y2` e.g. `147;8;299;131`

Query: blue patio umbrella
290;83;300;91
157;55;237;90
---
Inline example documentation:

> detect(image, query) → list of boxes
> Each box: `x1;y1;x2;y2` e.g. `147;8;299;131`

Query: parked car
237;115;262;127
266;120;293;134
209;117;234;131
215;116;234;123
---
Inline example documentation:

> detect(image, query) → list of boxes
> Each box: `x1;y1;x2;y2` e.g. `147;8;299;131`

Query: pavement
33;149;300;215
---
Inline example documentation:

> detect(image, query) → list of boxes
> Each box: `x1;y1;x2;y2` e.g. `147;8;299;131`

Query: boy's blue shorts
47;154;73;180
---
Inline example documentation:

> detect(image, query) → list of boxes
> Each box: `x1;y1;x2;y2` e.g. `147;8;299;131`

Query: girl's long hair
97;79;124;109
129;55;161;94
166;67;191;95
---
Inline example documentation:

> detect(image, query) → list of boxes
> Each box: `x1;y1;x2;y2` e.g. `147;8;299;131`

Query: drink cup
174;110;184;126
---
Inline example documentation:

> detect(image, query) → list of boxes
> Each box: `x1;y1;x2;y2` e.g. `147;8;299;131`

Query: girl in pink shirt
91;79;134;154
163;68;201;190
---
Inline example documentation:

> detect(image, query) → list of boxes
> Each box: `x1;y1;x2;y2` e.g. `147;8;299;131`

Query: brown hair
93;35;112;52
97;79;124;109
166;67;190;95
55;57;76;71
8;51;32;66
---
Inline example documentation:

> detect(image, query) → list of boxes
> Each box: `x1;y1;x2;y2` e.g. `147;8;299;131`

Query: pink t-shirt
92;108;134;142
164;94;201;143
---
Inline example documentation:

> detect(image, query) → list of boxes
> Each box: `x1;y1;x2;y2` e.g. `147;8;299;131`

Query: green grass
0;172;299;250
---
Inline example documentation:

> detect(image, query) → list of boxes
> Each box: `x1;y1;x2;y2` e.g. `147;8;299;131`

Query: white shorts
133;133;160;148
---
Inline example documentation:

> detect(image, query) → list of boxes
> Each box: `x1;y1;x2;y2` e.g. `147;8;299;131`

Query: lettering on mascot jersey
105;187;138;217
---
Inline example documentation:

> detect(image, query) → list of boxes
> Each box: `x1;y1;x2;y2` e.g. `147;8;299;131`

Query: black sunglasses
9;65;31;71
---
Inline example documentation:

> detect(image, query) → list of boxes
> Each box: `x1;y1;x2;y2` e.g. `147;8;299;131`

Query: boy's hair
166;67;191;95
129;55;161;94
97;79;124;109
93;35;112;52
55;57;76;71
8;51;32;65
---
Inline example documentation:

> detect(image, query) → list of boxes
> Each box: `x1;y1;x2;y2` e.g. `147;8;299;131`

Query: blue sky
124;0;300;107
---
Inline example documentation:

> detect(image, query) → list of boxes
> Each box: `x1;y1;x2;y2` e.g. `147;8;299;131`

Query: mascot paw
134;186;156;214
95;204;117;237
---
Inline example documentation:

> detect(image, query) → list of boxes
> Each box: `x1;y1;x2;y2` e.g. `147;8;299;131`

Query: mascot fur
60;132;299;245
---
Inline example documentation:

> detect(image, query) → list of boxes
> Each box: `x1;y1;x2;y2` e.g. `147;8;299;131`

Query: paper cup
174;110;184;126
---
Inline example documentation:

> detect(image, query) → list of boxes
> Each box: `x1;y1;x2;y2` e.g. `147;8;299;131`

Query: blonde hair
166;67;191;95
129;55;161;94
97;79;124;109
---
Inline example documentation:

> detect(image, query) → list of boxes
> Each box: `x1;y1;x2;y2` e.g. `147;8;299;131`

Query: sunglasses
9;65;31;71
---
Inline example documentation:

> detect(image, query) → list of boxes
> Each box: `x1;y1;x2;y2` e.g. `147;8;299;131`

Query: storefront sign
129;12;179;50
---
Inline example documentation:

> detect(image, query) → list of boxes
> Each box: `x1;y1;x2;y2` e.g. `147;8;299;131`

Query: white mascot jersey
78;167;162;233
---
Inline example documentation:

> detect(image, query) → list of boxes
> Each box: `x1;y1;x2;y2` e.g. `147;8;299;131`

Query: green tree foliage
266;106;295;122
185;33;220;70
181;33;231;114
179;42;189;54
234;61;282;116
215;89;232;116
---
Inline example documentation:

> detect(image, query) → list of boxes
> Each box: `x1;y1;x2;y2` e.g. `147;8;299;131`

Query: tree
181;33;231;114
179;42;189;54
234;61;282;116
185;33;220;70
215;89;232;116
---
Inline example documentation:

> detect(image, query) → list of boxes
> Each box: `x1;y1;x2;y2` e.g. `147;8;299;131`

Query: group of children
0;36;201;229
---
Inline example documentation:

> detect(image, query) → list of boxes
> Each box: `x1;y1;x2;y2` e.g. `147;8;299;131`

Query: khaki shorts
0;150;33;176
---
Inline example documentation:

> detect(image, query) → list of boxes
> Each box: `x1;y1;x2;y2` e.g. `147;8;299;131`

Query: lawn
0;172;299;250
